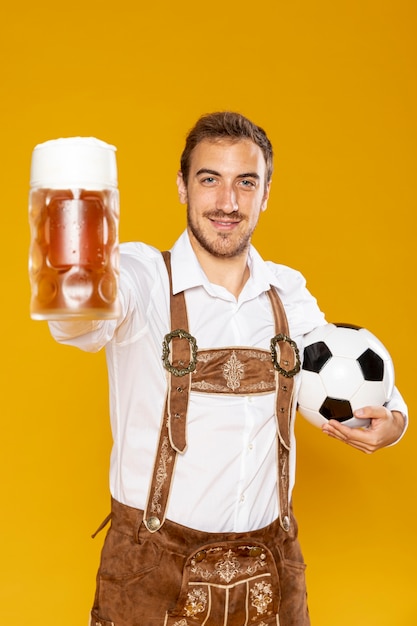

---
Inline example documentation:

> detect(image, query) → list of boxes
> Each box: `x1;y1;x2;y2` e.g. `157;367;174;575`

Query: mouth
209;217;240;231
205;211;243;232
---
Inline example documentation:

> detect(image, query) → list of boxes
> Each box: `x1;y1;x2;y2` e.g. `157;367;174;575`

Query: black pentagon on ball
319;397;353;422
302;341;332;373
357;348;384;381
334;323;362;330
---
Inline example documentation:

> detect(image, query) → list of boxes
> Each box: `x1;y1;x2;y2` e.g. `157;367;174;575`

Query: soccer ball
297;323;395;428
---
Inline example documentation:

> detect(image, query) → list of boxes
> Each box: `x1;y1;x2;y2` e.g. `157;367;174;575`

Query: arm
48;318;118;352
47;241;165;352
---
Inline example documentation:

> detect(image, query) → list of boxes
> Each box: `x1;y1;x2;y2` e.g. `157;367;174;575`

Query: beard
187;207;256;259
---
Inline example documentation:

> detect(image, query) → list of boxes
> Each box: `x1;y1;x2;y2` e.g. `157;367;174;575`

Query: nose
216;185;238;213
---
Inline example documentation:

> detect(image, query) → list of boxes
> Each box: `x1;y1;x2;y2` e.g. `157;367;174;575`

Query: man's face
177;138;270;259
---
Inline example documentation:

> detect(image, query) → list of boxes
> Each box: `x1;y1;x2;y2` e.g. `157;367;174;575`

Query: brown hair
180;111;273;185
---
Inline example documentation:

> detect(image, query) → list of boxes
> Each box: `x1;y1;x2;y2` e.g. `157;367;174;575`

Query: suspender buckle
162;328;198;377
270;334;301;379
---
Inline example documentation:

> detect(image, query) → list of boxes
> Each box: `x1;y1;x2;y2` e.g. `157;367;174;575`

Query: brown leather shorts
90;498;310;626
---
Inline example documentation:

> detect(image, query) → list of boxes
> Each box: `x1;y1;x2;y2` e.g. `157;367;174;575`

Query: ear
261;180;271;212
176;171;188;205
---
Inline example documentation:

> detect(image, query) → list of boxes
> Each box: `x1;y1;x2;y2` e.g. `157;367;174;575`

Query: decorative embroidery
222;351;245;391
250;580;273;615
191;380;231;392
190;347;276;394
215;549;242;583
183;587;208;617
151;436;173;514
191;379;275;394
197;349;272;363
197;349;230;363
190;547;267;583
172;620;188;626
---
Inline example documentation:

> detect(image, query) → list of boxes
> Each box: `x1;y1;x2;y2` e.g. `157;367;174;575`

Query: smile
209;218;240;230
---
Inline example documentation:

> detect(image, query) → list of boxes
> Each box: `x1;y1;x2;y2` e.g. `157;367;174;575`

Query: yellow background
1;0;416;624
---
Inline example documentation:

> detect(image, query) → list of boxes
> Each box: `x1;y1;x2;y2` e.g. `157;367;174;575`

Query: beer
29;138;120;320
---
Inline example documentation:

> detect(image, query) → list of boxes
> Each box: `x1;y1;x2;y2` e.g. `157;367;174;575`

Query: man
49;112;407;626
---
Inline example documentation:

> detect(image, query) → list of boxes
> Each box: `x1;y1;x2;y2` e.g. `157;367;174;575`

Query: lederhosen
90;252;309;626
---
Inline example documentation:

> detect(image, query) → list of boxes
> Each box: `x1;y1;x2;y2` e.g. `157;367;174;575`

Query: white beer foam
30;137;118;189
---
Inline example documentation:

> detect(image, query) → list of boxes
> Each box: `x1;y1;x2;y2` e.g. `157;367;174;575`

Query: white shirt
49;231;408;532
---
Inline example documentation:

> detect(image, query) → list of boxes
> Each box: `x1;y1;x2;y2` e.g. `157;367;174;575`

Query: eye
200;176;217;185
239;179;256;188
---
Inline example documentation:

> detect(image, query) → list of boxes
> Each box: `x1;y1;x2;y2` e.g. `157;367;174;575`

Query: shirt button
240;494;245;502
248;443;254;450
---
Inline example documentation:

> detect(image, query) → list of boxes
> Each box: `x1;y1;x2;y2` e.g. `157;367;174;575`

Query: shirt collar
170;231;282;299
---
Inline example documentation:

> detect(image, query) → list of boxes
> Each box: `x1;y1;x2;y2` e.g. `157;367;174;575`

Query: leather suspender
143;251;299;534
268;291;299;531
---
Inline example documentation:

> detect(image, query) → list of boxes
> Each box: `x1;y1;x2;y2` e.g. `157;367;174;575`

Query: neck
188;234;250;299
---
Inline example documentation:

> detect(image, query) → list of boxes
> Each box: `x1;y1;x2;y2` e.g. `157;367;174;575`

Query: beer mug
28;137;120;320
